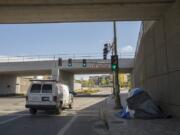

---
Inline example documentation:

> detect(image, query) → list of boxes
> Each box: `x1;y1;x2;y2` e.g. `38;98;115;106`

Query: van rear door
41;84;54;103
29;83;42;103
28;82;56;105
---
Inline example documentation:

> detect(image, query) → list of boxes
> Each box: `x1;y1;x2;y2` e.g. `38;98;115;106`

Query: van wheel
30;108;37;115
69;103;72;109
55;103;62;114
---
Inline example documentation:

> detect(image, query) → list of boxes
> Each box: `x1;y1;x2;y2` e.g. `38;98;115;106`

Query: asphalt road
0;95;108;135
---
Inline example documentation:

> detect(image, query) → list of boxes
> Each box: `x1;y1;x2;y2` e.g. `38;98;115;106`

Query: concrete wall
0;75;17;95
133;0;180;117
16;77;33;94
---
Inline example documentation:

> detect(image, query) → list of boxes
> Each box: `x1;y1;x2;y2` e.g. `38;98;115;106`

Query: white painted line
0;105;25;107
0;110;25;113
0;114;30;117
120;90;129;94
0;116;23;125
57;116;78;135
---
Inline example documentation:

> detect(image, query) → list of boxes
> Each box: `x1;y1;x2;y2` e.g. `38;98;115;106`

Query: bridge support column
0;75;17;96
51;68;60;81
59;70;74;91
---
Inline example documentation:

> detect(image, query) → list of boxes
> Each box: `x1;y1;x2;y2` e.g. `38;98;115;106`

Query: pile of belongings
119;88;170;119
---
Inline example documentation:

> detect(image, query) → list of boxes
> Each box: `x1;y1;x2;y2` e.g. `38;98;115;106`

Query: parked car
25;80;73;115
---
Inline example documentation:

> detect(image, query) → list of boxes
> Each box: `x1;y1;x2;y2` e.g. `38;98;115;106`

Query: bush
75;89;99;94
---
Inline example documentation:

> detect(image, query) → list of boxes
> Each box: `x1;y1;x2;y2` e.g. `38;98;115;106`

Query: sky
0;21;141;57
0;21;141;80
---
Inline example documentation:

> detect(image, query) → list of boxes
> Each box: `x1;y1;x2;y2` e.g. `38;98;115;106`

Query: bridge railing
0;52;134;63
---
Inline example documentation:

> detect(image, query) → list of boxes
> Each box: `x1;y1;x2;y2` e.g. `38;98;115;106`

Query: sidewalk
98;94;180;135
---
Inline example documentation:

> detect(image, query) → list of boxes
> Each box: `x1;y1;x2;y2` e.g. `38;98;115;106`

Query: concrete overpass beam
0;0;175;23
0;75;17;95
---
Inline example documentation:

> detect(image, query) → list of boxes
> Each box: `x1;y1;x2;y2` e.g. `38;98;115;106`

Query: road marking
0;116;23;125
0;110;26;113
0;114;30;117
57;116;78;135
0;105;25;107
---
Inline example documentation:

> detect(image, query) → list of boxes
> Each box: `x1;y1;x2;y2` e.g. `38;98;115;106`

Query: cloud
120;45;135;54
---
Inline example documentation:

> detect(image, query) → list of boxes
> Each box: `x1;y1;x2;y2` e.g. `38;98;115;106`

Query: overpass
0;0;179;117
0;55;134;95
0;0;175;23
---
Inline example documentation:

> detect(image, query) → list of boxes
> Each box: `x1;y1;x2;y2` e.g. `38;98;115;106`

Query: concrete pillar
0;75;17;95
16;77;21;94
59;70;74;91
51;68;60;81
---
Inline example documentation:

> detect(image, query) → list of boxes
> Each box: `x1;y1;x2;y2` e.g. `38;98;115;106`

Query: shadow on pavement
0;95;109;135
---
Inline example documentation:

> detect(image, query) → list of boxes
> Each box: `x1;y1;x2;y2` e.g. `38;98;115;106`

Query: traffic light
103;44;109;60
82;59;86;67
58;58;62;66
68;58;72;67
111;55;118;71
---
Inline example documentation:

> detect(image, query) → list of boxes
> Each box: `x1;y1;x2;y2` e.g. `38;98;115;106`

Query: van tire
55;103;62;114
30;108;37;115
69;103;72;109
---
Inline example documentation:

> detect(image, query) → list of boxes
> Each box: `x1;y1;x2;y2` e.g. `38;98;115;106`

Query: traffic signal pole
112;51;115;96
113;21;122;109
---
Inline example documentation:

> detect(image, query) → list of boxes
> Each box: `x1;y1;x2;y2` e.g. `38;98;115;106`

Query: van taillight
53;96;57;102
26;96;28;101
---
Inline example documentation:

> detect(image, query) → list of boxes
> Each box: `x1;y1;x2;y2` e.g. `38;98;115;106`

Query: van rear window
42;84;52;93
30;84;41;93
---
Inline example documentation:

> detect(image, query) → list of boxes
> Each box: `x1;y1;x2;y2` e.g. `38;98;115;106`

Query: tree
89;79;95;88
101;78;107;86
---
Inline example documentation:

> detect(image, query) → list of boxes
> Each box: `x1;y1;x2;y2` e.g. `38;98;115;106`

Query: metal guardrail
0;52;135;63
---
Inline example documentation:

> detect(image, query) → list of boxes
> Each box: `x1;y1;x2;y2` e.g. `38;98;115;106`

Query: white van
25;80;73;115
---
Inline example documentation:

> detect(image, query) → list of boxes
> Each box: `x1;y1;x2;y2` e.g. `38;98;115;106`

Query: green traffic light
83;63;86;67
68;58;72;67
68;63;72;67
111;64;117;71
82;59;86;67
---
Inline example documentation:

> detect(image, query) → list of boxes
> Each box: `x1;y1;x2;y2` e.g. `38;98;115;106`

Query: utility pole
113;21;122;109
112;49;115;96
